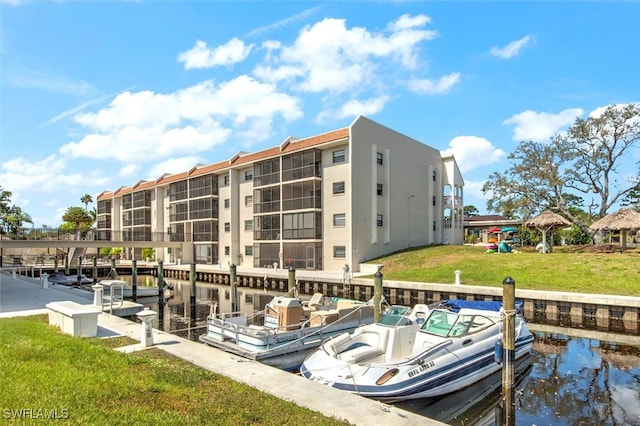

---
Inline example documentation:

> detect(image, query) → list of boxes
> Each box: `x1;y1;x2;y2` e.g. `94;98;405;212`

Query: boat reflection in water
396;353;533;425
397;333;640;426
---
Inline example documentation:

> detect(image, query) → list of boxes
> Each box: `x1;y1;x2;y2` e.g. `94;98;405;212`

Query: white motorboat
300;299;534;402
199;293;376;371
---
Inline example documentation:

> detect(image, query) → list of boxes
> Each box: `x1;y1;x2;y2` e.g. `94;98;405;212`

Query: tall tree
463;205;480;217
561;104;640;219
0;186;13;230
80;194;93;211
483;103;640;233
62;207;94;233
621;181;640;211
0;186;33;235
4;206;33;235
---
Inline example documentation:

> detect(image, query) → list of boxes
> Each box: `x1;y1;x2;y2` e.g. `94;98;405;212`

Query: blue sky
1;1;639;227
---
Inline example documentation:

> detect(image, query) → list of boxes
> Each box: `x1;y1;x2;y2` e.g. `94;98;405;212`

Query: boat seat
310;310;339;327
307;293;324;308
339;345;384;363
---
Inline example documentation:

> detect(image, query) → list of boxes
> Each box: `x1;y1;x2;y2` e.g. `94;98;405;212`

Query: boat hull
302;333;533;401
200;295;376;371
200;317;371;371
300;301;535;402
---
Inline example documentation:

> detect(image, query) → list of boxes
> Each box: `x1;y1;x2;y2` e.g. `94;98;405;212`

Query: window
224;222;230;232
244;220;253;231
223;175;230;186
432;170;437;181
377;184;383;196
224;198;230;209
224;246;230;255
377;214;383;227
376;152;383;165
333;246;346;258
333;213;346;227
433;196;437;206
433;220;436;231
333;181;345;195
245;195;253;206
245;246;253;256
245;170;253;181
332;149;345;164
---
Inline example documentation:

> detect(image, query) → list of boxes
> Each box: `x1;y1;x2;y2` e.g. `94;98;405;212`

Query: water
113;276;640;426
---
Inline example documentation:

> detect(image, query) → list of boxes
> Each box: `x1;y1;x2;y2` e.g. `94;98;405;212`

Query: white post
92;284;104;307
41;273;49;289
11;268;16;279
136;308;157;348
454;270;462;286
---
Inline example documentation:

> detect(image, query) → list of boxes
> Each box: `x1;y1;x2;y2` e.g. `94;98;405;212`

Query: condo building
96;116;464;272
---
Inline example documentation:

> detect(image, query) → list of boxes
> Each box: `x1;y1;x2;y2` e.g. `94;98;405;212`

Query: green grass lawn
366;245;640;296
0;315;350;426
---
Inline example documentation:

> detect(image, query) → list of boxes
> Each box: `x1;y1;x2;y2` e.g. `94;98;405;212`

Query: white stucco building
97;116;464;272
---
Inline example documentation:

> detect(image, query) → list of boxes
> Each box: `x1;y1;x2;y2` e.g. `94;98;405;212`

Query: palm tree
80;194;93;211
62;207;93;236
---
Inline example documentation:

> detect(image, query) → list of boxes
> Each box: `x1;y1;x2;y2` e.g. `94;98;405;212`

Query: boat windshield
421;310;492;337
377;306;412;326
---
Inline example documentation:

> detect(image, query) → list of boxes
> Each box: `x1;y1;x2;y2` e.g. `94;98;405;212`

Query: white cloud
387;13;431;32
588;102;640;120
408;72;461;95
317;95;390;123
462;180;488;205
61;76;302;163
43;86;136;127
503;108;583;142
119;164;139;178
146;157;203;180
245;6;325;38
0;155;111;226
490;35;534;59
5;68;96;95
262;15;437;93
178;38;253;69
441;136;505;173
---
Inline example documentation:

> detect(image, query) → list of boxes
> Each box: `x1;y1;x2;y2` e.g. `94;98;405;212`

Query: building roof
97;126;350;202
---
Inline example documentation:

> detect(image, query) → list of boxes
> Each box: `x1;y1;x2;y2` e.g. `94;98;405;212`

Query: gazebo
525;210;571;253
590;208;640;248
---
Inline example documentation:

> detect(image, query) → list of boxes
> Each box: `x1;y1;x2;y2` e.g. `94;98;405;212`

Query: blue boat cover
443;299;523;313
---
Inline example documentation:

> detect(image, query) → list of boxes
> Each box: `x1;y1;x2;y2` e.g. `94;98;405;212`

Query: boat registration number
408;361;435;378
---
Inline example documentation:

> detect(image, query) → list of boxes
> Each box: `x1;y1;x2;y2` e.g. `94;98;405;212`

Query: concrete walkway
0;271;443;426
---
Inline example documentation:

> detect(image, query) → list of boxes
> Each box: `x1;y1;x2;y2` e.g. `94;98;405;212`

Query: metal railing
0;228;190;243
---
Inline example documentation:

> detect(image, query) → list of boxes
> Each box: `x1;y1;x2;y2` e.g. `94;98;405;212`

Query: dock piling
157;260;165;328
190;263;197;327
76;256;82;287
501;275;516;426
92;256;98;284
373;266;384;322
230;264;238;312
132;259;137;302
287;266;296;297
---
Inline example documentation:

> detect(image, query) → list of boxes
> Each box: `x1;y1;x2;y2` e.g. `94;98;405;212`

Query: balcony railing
0;228;189;243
